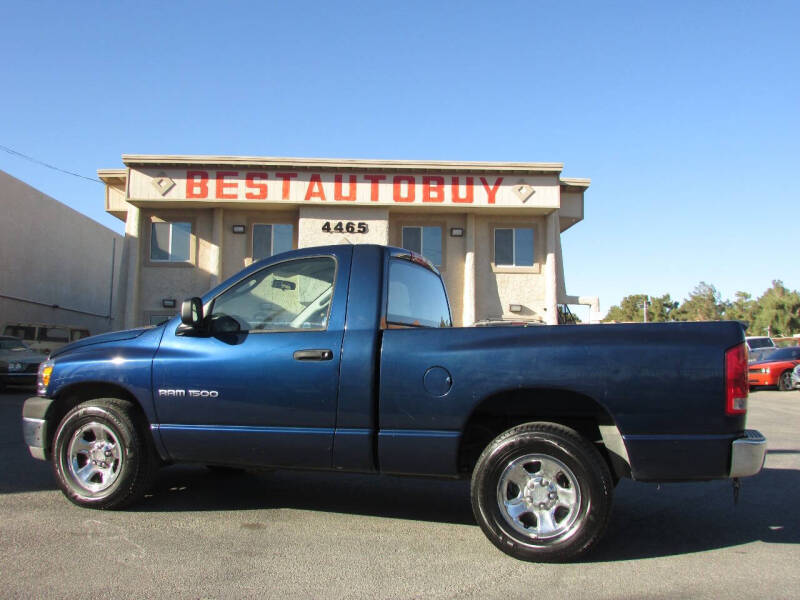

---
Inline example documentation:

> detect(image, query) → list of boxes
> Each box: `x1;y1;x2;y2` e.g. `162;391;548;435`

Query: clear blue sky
1;1;797;318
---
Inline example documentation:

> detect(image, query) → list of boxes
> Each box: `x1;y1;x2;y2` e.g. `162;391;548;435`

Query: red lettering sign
452;176;474;203
216;171;239;200
275;172;297;200
186;171;209;199
245;172;268;200
334;174;357;201
305;174;326;201
393;175;415;203
480;177;503;204
363;175;386;202
422;176;444;203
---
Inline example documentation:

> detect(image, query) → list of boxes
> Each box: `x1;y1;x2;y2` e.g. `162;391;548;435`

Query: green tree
647;294;679;322
672;282;724;321
602;293;677;322
722;291;758;331
750;280;800;337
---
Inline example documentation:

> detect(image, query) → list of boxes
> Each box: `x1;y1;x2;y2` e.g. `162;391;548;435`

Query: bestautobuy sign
130;169;560;208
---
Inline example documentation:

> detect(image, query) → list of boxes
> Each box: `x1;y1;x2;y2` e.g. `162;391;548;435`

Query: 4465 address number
321;221;369;234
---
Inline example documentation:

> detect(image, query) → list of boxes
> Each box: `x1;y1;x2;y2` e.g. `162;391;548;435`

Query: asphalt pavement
1;388;798;599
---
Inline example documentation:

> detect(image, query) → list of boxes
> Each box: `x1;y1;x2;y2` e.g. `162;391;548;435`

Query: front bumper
730;429;767;478
22;397;54;461
747;374;776;387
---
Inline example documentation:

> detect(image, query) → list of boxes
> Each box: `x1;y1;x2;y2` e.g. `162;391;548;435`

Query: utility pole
643;296;649;323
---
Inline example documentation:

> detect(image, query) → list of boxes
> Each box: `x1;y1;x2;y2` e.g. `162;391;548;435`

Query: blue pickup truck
22;244;766;561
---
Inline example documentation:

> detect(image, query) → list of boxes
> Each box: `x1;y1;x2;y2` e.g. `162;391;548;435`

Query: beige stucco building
99;155;599;328
0;169;123;337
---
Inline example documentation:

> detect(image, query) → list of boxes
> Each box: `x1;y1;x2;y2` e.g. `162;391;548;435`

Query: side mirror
180;297;204;328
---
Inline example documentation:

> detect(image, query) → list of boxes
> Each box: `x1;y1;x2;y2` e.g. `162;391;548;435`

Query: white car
792;364;800;389
746;336;775;351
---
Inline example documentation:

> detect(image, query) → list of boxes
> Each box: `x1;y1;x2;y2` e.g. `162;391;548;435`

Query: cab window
387;259;451;328
209;257;336;332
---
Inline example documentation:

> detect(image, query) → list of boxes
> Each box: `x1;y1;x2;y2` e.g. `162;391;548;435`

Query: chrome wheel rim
66;422;123;494
780;372;791;389
496;454;581;540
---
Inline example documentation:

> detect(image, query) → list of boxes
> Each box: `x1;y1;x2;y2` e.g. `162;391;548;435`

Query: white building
0;169;123;338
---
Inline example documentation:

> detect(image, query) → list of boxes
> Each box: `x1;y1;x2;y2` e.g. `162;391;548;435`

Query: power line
0;144;103;184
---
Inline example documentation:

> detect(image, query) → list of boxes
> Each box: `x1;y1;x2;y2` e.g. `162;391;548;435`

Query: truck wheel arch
45;383;162;461
458;389;631;481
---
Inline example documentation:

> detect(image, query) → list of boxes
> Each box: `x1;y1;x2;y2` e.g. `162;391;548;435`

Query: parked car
3;323;91;356
792;364;800;389
748;347;778;363
0;336;47;390
748;346;800;391
745;336;775;351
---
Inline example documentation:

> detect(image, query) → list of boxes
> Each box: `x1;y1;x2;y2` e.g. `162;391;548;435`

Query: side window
387;259;451;328
151;221;191;262
494;227;534;266
38;327;69;343
401;226;442;267
4;325;36;340
253;224;294;260
210;256;336;332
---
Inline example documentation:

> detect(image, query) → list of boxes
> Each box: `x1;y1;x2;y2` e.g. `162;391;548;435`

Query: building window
253;224;294;260
151;222;191;262
494;228;534;266
401;226;442;267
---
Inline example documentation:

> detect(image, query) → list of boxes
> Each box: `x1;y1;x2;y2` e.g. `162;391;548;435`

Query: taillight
725;343;748;415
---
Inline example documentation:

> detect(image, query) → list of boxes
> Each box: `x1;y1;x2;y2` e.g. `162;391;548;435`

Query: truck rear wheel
52;398;157;509
471;422;613;562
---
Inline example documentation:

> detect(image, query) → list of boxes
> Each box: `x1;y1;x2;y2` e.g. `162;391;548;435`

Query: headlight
37;360;54;396
760;367;770;374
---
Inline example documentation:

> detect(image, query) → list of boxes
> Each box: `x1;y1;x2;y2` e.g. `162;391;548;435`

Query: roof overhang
121;154;564;175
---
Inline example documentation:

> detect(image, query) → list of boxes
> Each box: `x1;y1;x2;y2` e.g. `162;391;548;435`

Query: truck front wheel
52;398;157;509
471;422;613;562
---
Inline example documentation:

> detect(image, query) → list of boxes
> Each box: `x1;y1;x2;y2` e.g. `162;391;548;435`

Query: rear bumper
730;429;767;478
624;429;767;481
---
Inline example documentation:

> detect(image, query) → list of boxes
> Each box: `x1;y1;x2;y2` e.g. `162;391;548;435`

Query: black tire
777;370;792;391
52;398;157;509
471;422;613;562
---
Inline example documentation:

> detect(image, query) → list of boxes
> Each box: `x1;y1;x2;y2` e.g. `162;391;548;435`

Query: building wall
474;214;548;322
102;157;592;328
0;170;123;334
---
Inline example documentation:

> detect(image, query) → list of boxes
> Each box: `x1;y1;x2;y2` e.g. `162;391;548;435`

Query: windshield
0;338;28;351
747;337;774;349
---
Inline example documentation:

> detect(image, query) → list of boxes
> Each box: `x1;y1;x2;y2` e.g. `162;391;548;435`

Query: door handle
293;349;334;361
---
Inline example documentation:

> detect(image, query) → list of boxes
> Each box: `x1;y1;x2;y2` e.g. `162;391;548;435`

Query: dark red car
748;346;800;391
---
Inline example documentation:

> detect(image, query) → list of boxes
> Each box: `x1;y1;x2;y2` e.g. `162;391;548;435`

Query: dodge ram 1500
22;244;766;561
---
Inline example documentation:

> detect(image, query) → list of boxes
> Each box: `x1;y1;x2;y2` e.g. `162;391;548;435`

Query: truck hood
50;327;154;358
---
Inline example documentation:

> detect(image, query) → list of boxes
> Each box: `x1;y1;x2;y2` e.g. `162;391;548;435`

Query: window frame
145;214;197;268
206;255;338;334
398;223;446;269
251;222;295;262
490;222;542;274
